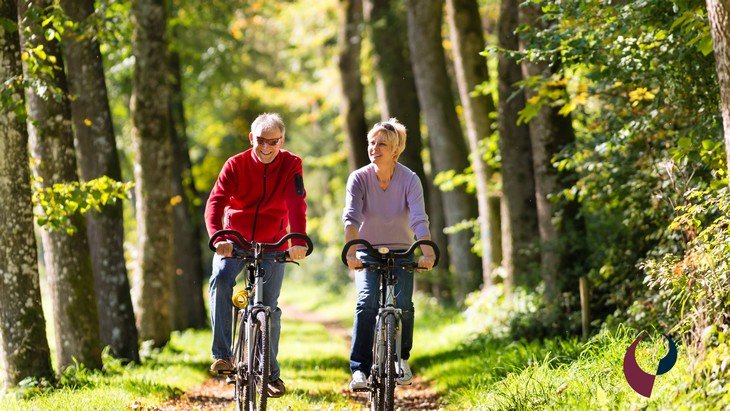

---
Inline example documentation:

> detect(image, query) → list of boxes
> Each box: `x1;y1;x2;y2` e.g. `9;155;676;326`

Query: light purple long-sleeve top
342;163;430;249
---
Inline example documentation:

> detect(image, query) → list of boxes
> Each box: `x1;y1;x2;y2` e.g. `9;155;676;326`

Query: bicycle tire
234;312;247;411
246;318;259;411
256;310;270;411
383;315;397;411
370;319;385;411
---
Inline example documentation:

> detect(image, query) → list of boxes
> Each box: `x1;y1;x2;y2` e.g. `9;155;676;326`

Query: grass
3;271;724;410
0;330;210;410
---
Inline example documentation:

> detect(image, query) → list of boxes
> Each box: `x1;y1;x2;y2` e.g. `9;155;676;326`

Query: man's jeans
349;252;414;374
209;252;285;381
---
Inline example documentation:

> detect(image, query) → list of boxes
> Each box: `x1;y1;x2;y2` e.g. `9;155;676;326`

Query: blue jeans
209;252;285;381
350;252;415;374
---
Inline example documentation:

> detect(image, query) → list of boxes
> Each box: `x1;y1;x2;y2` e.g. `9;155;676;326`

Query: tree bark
497;0;539;289
445;0;499;286
365;0;450;291
169;48;207;330
18;0;102;371
131;0;174;346
0;0;54;386
338;0;370;170
519;3;585;304
707;0;730;179
406;0;482;301
60;0;140;362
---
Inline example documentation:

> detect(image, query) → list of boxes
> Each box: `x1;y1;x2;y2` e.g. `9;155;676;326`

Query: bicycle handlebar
340;238;440;269
208;229;314;257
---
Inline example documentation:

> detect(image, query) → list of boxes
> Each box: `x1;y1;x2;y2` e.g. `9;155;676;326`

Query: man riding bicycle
205;112;308;398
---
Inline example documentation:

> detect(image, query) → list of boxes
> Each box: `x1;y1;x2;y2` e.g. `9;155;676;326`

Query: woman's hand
346;254;363;270
417;255;435;271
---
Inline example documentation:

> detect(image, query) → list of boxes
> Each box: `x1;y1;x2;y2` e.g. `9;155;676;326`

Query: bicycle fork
373;307;404;378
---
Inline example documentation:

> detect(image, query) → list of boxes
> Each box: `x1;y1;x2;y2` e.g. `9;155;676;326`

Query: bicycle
209;229;313;411
340;238;440;411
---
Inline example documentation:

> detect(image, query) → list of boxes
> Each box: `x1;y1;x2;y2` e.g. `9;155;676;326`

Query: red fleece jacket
205;149;307;248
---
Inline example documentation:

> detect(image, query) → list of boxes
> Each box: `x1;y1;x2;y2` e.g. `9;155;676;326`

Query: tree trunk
60;0;140;363
707;0;730;179
131;0;174;347
338;0;370;170
406;0;482;301
169;49;207;330
519;3;584;304
497;0;539;290
18;0;102;371
0;0;54;385
365;0;450;296
445;0;498;286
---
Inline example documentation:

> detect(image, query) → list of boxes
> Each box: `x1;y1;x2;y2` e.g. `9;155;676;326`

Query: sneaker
209;358;234;374
396;359;412;385
350;370;368;391
267;378;286;398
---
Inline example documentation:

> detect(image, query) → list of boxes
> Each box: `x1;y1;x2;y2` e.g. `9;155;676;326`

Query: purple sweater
342;163;430;249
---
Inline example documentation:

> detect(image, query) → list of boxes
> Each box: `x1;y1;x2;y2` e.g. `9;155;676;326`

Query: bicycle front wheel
248;310;270;411
383;314;397;411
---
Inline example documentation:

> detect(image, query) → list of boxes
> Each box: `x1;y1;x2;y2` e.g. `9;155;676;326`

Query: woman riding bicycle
204;112;308;399
342;118;436;390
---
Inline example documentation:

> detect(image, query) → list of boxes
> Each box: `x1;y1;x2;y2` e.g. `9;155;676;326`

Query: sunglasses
375;122;395;132
255;137;282;147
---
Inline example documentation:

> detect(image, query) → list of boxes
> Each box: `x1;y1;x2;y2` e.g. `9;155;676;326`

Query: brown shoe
209;358;234;374
267;378;286;398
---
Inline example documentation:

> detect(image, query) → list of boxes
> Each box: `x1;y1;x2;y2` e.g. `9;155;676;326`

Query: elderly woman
342;118;435;390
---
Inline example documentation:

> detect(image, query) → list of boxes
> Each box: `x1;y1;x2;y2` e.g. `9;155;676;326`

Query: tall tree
365;0;451;293
338;0;370;170
0;0;54;386
707;0;730;179
445;0;500;286
406;0;482;300
17;0;102;371
519;3;585;303
131;0;174;346
60;0;140;362
497;0;539;289
168;46;206;330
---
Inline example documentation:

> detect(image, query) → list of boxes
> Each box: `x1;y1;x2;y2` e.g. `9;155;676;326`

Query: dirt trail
152;304;442;410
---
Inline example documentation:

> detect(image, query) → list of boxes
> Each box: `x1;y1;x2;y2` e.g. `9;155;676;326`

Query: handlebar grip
209;229;249;252
341;239;378;267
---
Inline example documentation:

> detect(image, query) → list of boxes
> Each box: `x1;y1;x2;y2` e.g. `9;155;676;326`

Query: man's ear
248;132;254;145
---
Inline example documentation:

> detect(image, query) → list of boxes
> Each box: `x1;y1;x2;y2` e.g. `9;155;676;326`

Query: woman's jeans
209;252;285;381
350;252;414;374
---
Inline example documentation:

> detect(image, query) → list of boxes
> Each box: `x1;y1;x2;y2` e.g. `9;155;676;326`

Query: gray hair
251;112;286;137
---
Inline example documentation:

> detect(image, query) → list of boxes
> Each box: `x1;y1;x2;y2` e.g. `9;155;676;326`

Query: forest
1;0;728;409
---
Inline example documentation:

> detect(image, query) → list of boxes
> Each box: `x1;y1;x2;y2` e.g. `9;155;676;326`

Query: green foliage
511;0;724;326
32;175;133;234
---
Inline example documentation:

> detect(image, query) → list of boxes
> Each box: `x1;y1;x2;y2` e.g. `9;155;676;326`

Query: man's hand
288;245;308;261
417;255;435;271
346;254;363;270
215;242;233;257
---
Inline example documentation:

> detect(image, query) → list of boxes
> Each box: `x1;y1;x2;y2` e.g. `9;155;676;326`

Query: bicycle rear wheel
233;313;246;411
383;315;397;411
369;317;385;411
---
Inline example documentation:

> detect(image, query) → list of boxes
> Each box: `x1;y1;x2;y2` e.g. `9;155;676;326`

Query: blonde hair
367;118;407;160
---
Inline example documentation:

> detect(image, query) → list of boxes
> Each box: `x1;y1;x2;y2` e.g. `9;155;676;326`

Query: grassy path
156;303;441;410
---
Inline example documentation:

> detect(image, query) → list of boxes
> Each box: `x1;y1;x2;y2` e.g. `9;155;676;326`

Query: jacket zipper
250;163;268;241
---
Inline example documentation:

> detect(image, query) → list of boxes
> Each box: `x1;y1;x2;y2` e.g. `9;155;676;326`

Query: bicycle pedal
216;369;234;376
225;376;235;385
352;387;370;393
